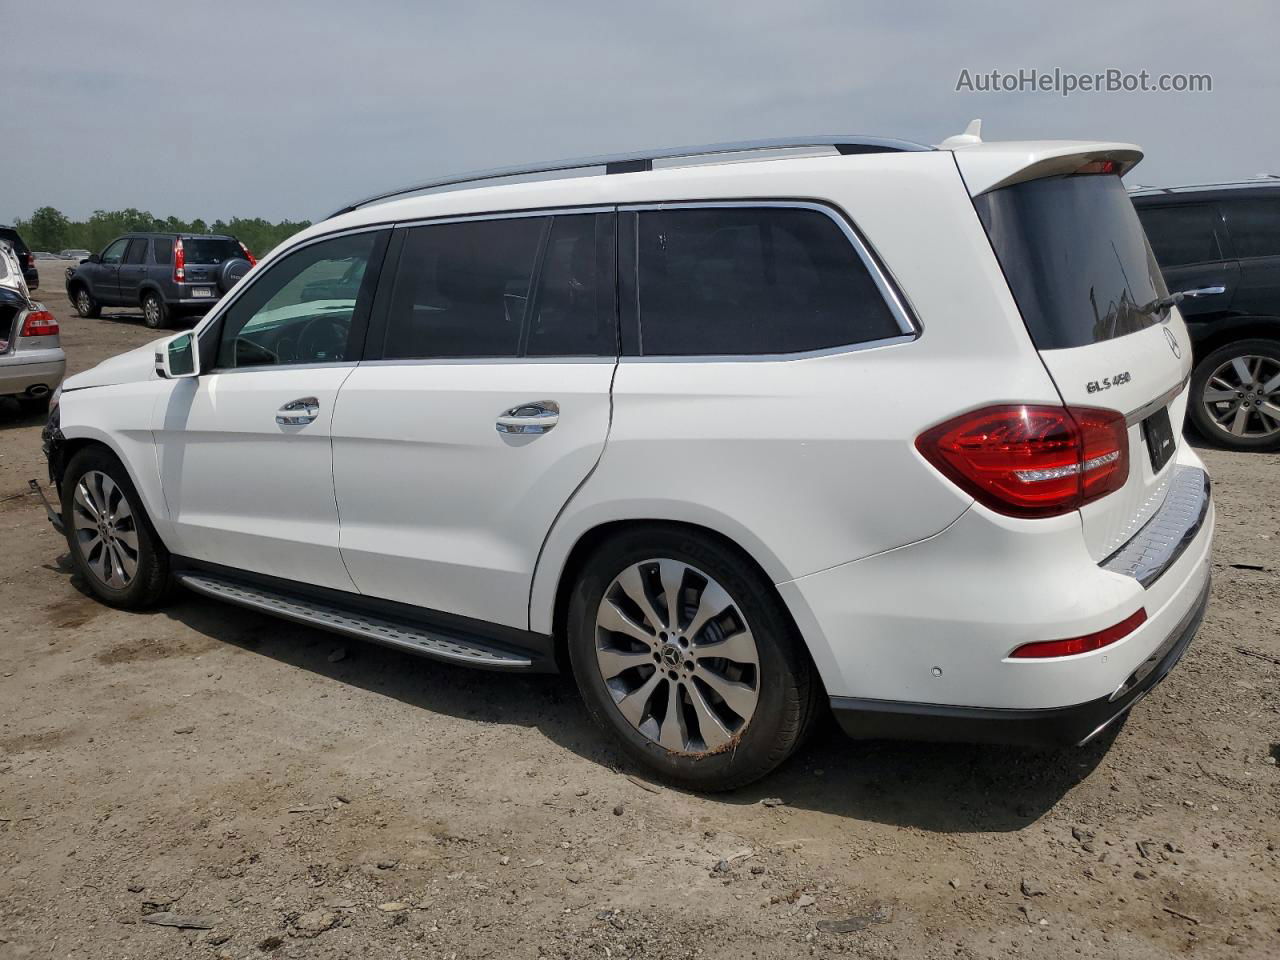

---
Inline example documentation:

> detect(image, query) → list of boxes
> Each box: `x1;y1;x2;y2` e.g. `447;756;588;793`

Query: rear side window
124;239;148;264
184;238;243;265
632;206;901;356
525;215;612;357
383;217;545;359
153;238;173;265
974;174;1168;351
1222;198;1280;258
1136;203;1226;267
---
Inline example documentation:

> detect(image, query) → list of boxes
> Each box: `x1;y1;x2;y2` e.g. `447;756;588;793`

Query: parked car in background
44;132;1214;790
1;240;63;413
1132;180;1280;450
64;233;255;329
0;225;40;290
61;249;91;261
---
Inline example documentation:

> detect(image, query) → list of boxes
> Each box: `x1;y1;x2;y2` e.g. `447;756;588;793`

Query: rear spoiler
949;140;1144;196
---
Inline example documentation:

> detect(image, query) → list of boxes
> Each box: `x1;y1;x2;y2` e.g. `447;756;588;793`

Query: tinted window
100;239;128;264
0;229;30;257
1223;198;1280;259
124;239;148;264
153;238;173;265
633;207;900;356
214;232;379;369
526;215;612;356
185;237;243;264
974;175;1168;350
1137;203;1226;267
383;217;544;359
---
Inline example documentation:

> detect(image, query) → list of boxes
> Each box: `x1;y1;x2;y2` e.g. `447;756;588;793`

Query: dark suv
1132;181;1280;450
64;233;254;329
0;226;39;290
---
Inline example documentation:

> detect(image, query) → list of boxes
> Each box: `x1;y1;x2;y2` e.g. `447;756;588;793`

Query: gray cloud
6;0;1275;222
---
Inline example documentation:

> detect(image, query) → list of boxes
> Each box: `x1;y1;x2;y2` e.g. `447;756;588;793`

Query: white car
43;128;1214;790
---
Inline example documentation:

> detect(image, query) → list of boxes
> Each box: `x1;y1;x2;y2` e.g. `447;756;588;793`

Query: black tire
218;257;252;293
60;446;170;609
72;285;100;319
141;291;169;330
566;525;821;791
1187;338;1280;451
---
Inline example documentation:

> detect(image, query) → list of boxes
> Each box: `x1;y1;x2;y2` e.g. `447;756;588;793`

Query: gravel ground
1;280;1277;959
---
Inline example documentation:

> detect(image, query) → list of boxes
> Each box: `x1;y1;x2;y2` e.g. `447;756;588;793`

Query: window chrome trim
391;205;615;231
205;360;359;376
616;199;921;357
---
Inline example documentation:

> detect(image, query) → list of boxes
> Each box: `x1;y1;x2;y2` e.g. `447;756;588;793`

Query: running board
176;572;533;670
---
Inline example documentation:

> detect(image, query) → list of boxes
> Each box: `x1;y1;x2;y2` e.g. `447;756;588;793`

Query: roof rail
1128;175;1280;196
326;134;931;219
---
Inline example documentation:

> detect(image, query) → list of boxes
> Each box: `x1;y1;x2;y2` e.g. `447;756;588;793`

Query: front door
333;212;617;628
94;238;128;304
153;229;389;589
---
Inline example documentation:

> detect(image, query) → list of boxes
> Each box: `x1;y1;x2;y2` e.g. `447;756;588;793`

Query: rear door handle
277;396;320;425
496;400;559;435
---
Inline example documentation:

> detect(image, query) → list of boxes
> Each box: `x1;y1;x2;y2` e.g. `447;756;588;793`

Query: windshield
973;174;1169;350
183;237;243;264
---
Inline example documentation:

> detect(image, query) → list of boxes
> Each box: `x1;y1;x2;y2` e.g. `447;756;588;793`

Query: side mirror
155;332;200;379
87;254;101;264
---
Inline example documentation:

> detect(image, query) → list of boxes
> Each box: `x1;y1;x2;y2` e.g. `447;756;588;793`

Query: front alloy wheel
594;559;761;754
71;470;140;588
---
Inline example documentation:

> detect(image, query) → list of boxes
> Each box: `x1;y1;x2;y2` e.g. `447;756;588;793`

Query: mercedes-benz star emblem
1163;326;1182;359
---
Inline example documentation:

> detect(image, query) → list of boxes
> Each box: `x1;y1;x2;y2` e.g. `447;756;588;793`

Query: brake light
916;404;1128;518
20;310;59;337
1075;160;1119;175
24;252;35;269
1010;608;1147;659
238;241;256;266
174;237;186;283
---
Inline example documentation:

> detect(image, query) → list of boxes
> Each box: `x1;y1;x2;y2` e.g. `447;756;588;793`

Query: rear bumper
830;572;1210;746
0;352;65;397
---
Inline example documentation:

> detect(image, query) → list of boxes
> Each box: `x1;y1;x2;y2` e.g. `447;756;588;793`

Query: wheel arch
1189;316;1280;361
54;426;171;551
137;282;165;306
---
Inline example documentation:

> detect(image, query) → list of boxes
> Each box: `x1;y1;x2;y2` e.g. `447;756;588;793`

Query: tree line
11;206;311;259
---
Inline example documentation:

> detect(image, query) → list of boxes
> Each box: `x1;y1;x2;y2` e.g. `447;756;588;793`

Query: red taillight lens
24;252;35;269
916;404;1128;518
238;241;256;266
1010;608;1147;659
20;310;59;337
174;238;186;282
1075;159;1119;175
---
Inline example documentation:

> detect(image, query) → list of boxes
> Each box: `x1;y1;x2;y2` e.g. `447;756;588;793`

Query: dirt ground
1;279;1277;960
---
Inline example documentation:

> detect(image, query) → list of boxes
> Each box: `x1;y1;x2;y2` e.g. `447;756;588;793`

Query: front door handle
496;400;559;435
277;396;320;426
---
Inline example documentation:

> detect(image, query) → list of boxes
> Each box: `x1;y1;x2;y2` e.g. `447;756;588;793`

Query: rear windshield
183;237;242;264
0;229;29;256
973;174;1168;350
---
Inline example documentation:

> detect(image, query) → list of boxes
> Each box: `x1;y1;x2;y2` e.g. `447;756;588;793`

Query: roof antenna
938;119;983;148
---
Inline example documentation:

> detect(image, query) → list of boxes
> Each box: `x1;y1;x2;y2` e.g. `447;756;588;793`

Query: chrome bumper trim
1100;466;1210;588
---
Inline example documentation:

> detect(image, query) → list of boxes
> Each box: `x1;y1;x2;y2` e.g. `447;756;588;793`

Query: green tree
23;206;71;252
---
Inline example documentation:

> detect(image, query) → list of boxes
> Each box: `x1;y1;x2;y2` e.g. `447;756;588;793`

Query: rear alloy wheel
62;447;170;608
1189;339;1280;450
73;287;100;319
141;291;168;329
567;527;820;791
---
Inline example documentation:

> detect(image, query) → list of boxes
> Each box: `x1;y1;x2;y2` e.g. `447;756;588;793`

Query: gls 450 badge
1086;371;1132;394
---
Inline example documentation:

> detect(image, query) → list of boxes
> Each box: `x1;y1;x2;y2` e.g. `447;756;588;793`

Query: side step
176;572;533;670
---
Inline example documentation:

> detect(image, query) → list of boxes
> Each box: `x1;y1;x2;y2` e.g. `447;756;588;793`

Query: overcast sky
5;0;1276;224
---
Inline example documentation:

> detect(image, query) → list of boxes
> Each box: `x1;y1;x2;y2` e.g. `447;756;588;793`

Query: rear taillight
174;238;186;283
915;404;1128;518
20;310;59;337
1010;608;1147;659
24;252;35;269
238;241;256;266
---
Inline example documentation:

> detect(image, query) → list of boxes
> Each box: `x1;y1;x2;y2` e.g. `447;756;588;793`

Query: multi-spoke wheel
568;527;820;791
1190;339;1280;451
72;286;100;319
72;470;140;588
61;447;170;608
141;292;169;330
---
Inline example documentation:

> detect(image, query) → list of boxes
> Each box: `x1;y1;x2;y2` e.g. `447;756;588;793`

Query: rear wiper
1140;285;1226;316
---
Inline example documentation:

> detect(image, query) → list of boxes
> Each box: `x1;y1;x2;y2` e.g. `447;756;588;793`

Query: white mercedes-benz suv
42;128;1214;790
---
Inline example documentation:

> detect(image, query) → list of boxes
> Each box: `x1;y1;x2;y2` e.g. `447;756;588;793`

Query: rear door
332;211;616;629
1135;200;1239;326
118;238;149;306
973;172;1193;561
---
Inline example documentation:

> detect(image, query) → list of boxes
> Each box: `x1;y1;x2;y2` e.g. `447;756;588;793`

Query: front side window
100;239;128;265
1222;198;1280;259
1136;203;1226;268
383;217;545;359
213;231;380;369
632;206;901;356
